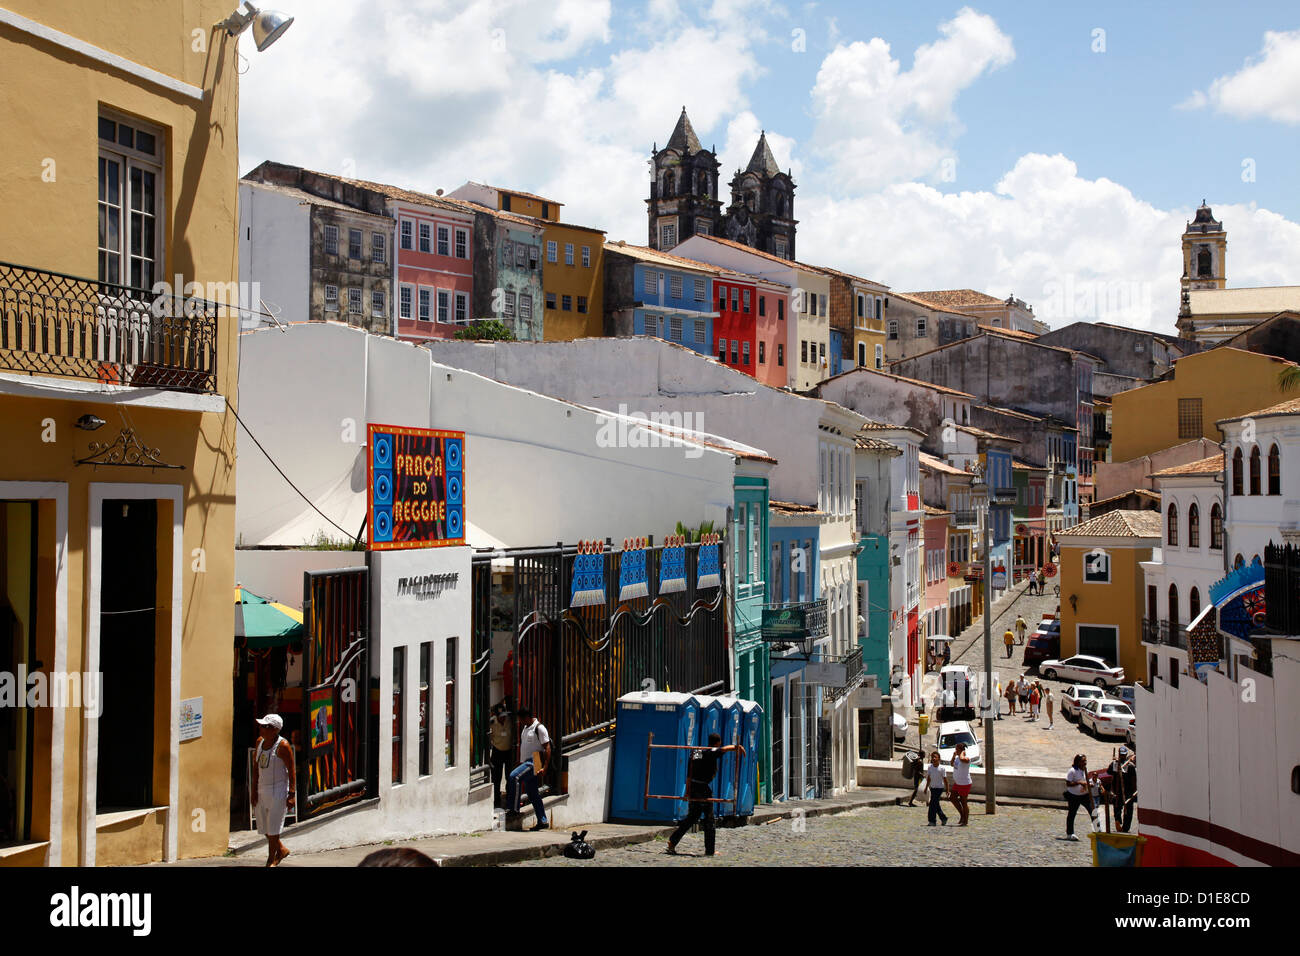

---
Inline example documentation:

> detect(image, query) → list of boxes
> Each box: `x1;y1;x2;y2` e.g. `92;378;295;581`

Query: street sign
804;662;847;686
367;423;465;550
762;605;807;641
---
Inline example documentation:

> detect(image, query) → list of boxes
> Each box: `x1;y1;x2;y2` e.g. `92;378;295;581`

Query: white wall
236;324;739;549
235;549;367;610
239;182;311;327
1222;413;1300;563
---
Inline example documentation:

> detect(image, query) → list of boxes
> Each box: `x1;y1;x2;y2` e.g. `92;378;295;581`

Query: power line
225;397;363;548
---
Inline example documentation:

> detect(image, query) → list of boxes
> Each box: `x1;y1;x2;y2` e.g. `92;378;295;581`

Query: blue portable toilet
712;696;744;818
735;699;764;817
696;694;726;748
610;691;700;823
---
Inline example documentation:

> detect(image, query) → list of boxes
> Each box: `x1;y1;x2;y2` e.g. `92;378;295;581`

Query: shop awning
235;585;304;649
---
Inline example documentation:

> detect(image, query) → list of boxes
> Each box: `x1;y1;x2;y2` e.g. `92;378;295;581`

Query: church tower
647;108;721;251
724;131;797;260
1181;200;1227;296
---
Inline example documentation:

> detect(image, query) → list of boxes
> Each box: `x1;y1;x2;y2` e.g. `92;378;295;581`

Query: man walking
507;706;551;831
666;733;739;856
487;701;515;808
1018;674;1031;713
1064;754;1090;841
1003;628;1015;659
251;713;295;867
924;751;949;826
1045;687;1056;729
1014;614;1028;645
1108;747;1138;832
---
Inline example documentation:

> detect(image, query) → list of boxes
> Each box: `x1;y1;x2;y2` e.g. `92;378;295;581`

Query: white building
1219;398;1300;561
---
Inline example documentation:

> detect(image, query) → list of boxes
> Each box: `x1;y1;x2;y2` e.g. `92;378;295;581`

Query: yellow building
1055;510;1162;683
1110;347;1300;463
0;0;248;865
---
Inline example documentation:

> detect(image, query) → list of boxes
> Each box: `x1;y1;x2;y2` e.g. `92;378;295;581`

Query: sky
237;0;1300;334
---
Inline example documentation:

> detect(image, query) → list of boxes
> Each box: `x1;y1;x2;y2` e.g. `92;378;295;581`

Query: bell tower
647;108;721;251
1181;200;1227;296
723;131;797;260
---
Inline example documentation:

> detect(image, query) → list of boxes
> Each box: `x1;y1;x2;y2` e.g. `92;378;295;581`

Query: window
400;220;413;250
770;542;784;603
1249;446;1262;495
718;287;727;311
916;317;927;338
1084;549;1110;583
759;341;766;364
697;219;711;236
819;342;826;365
1189;587;1201;622
758;296;766;317
437;226;450;256
547;240;558;263
564;243;574;266
419;643;431;777
743;289;751;313
660;222;676;248
820;295;827;318
399;285;413;320
670;316;683;341
693;278;705;302
731;288;739;312
1166;503;1178;547
529;246;539;270
731;340;739;365
1210;503;1223;550
419;288;432;322
577;296;588;314
392;646;405;784
372;233;386;264
348;287;362;313
455;292;468;323
777;299;785;322
561;294;572;312
582;246;591;268
777;344;784;366
436;290;449;323
546;291;557;310
1232;447;1244;495
718;338;728;361
858;343;866;367
801;340;808;364
324;284;339;311
519;295;532;321
644;270;658;295
875;344;884;369
1178;398;1203;440
348;228;362;259
1269;444;1281;495
1168;584;1180;636
368;289;386;316
502;291;516;319
857;295;865;319
742;341;750;365
455;228;468;259
888;321;898;340
1188;503;1200;548
514;242;526;268
324;224;339;256
445;638;457;768
419;223;431;253
503;239;513;263
774;236;786;258
670;274;683;299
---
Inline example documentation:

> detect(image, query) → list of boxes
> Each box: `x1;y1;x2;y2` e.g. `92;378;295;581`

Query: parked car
1023;625;1061;668
1039;655;1126;687
1079;697;1135;739
1126;720;1136;748
1110;684;1136;707
936;720;982;767
892;711;908;743
1060;684;1108;721
937;664;977;721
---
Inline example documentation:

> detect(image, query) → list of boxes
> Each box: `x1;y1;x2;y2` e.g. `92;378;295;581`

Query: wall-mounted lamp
75;414;106;431
218;2;294;51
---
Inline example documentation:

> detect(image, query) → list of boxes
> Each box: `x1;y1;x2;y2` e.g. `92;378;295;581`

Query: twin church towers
647;108;797;260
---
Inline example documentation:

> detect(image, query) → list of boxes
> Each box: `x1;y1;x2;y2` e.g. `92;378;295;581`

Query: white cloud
809;7;1014;191
1182;29;1300;124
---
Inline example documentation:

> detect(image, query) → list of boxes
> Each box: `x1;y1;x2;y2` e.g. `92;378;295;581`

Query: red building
391;195;476;341
713;270;788;385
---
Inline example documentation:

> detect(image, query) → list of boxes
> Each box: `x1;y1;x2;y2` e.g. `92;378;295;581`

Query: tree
1280;365;1300;392
453;319;516;341
675;519;715;543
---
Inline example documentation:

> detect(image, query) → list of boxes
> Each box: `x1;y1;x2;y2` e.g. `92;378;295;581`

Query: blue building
602;243;719;356
828;328;845;377
984;444;1016;602
730;468;772;798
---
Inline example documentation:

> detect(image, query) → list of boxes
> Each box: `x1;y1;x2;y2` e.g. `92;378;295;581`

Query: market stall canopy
235;585;304;648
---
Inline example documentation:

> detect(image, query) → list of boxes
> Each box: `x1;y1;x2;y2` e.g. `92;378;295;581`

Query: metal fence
0;261;219;392
1265;543;1300;637
471;540;729;794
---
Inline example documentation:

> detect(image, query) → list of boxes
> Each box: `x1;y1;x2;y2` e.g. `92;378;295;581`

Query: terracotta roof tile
1150;454;1225;478
906;289;1005;308
1056;510;1163;538
1215;397;1300;423
603;242;722;273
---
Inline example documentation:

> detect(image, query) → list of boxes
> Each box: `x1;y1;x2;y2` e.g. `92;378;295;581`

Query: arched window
1188;503;1200;548
858;342;866;367
1268;444;1281;495
1197;248;1212;277
1234;553;1244;570
662;170;674;196
1167;503;1178;547
1250;446;1261;495
1189;586;1200;622
1232;448;1244;496
1210;503;1223;550
875;344;883;369
697;170;709;197
1168;583;1180;636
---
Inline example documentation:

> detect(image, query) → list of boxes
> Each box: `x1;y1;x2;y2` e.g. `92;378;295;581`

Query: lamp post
972;463;997;815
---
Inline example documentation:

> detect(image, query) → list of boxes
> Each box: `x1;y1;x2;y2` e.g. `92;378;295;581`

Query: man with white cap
252;714;295;866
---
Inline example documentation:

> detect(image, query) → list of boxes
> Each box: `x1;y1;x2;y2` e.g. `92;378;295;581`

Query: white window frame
347;287;362;313
454;291;469;324
371;289;386;316
418;287;432;322
694;277;706;302
324;284;339;311
582;245;591;268
454;227;468;259
564;243;574;266
372;232;386;264
324;224;339;256
400;219;413;250
399;283;414;321
348;228;363;260
437;225;450;257
98;111;164;290
436;289;450;324
670;274;683;299
547;240;558;263
419;223;431;254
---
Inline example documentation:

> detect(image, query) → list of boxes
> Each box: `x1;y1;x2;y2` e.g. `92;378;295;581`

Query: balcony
1142;617;1185;650
0;262;219;393
951;509;977;528
761;599;829;643
822;646;865;702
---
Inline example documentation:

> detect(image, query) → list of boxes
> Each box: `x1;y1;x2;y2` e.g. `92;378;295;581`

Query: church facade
647;108;797;261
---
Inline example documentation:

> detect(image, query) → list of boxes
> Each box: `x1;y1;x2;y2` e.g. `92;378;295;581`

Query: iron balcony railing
951;509;977;527
0;261;220;393
1265;543;1300;636
1142;617;1185;649
823;646;865;702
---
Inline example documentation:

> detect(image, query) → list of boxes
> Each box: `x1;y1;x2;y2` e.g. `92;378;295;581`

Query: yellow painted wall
0;0;240;864
1111;349;1295;462
542;225;606;340
1059;542;1152;682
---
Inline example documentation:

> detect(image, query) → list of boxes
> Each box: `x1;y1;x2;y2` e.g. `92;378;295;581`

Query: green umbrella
235;585;304;649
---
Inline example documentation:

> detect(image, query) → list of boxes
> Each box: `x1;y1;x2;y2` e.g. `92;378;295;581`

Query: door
770;680;784;801
0;502;38;843
97;499;158;810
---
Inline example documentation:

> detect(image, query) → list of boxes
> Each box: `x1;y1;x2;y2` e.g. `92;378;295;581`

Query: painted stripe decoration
618;537;650;601
697;532;722;590
570;539;607;608
659;533;688;594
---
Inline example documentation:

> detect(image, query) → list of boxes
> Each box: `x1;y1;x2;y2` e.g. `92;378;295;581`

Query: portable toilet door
610;691;700;822
696;694;726;749
713;696;744;818
736;699;764;816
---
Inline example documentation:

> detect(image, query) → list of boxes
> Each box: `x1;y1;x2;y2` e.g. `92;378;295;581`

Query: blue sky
239;1;1300;332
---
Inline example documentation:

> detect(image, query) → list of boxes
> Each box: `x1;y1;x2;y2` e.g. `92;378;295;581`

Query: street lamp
970;462;997;814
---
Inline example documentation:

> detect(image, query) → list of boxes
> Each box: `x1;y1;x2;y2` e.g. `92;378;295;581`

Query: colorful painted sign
659;535;688;594
309;687;334;751
367;424;464;550
697;532;722;589
571;539;607;608
619;538;649;601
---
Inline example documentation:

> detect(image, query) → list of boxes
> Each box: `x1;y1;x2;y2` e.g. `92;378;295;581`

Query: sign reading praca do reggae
367;424;465;550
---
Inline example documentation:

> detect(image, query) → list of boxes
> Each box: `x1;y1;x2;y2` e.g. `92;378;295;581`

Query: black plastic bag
562;830;595;860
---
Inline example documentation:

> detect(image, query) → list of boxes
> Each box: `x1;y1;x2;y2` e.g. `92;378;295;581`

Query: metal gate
299;567;371;819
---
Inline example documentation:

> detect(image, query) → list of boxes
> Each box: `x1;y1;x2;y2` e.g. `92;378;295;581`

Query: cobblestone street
902;581;1133;774
512;803;1095;866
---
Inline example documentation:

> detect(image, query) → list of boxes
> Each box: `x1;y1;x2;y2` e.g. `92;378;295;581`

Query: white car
936;720;982;767
1079;698;1135;739
1039;655;1126;688
1060;684;1108;721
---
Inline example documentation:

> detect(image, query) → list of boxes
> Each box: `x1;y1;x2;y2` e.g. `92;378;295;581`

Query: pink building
392;196;476;341
923;507;951;645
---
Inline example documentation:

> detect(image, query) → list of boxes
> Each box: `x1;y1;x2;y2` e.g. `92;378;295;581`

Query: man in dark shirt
666;733;738;857
1108;747;1138;832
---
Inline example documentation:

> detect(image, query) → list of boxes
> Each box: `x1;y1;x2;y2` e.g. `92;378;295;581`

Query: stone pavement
903;580;1130;775
512;803;1096;867
152;788;906;867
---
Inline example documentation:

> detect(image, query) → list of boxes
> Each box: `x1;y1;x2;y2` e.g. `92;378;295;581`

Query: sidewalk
153;788;906;867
